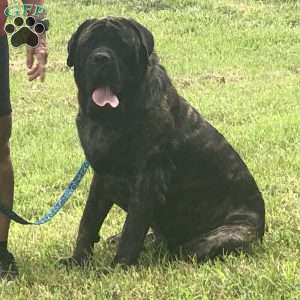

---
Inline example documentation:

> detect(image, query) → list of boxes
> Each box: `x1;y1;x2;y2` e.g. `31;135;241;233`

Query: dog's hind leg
179;223;262;262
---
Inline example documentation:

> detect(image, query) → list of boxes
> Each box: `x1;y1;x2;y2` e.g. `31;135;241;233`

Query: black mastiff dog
62;17;265;267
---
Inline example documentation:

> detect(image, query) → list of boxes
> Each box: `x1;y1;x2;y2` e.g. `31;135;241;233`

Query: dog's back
138;52;265;256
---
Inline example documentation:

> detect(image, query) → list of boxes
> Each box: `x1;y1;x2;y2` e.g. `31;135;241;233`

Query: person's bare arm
23;0;48;82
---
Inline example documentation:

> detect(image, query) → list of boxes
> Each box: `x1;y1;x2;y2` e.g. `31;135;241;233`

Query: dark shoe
0;250;18;280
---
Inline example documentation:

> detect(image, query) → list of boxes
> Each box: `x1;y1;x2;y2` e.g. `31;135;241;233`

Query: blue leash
0;160;90;225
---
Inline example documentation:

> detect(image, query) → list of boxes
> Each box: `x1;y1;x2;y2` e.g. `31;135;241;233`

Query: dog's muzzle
86;48;120;109
90;50;111;65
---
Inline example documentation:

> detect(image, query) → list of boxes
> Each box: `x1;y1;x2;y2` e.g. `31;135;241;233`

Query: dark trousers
0;35;11;117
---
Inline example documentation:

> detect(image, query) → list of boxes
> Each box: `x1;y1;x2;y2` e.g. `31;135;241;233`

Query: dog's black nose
93;51;111;65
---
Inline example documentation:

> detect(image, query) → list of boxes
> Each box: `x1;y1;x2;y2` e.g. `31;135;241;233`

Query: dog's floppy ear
127;19;154;62
67;19;97;67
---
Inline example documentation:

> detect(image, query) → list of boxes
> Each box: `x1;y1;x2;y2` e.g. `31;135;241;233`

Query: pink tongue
92;87;119;108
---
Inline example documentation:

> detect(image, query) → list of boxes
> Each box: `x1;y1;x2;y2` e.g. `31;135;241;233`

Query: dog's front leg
60;173;113;266
113;195;153;267
113;157;171;267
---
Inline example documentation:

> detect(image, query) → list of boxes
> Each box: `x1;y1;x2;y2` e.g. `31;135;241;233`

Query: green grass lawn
1;0;300;299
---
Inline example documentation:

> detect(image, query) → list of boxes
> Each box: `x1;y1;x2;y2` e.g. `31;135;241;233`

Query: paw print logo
5;16;46;48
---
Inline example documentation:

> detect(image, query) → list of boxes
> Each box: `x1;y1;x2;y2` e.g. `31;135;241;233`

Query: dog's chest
76;112;138;175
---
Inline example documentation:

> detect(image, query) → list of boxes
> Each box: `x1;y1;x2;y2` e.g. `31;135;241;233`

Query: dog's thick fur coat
63;17;265;267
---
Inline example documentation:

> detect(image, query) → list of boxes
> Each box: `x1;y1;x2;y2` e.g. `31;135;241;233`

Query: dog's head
67;17;154;115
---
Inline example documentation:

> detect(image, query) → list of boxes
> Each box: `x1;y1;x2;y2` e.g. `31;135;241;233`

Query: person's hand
26;34;48;82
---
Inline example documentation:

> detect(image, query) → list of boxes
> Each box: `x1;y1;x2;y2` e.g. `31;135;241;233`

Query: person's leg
0;35;18;279
0;117;18;279
0;115;16;254
0;114;13;242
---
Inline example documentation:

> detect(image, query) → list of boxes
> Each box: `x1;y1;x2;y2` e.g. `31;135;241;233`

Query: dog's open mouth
92;87;119;108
